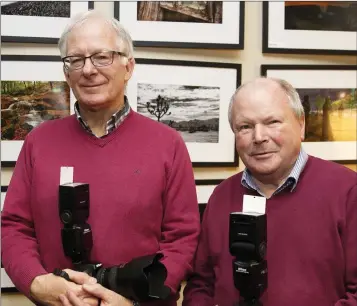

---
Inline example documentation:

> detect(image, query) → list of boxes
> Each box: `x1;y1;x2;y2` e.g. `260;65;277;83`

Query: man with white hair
1;10;200;306
183;77;357;306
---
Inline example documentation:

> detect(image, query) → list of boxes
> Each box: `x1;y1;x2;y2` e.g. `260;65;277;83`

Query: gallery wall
1;1;356;305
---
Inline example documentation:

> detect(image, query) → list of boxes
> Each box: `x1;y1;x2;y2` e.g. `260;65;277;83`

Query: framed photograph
1;1;94;44
262;2;357;55
128;59;241;167
1;185;17;292
195;179;222;221
261;65;357;163
1;55;75;167
115;1;245;49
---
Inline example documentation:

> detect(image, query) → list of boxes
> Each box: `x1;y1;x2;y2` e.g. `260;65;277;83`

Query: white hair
228;77;305;130
58;9;134;59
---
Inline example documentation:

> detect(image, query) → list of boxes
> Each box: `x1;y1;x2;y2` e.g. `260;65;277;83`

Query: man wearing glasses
1;9;200;306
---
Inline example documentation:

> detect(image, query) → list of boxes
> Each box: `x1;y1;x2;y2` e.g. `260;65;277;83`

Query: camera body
58;183;170;303
229;212;267;304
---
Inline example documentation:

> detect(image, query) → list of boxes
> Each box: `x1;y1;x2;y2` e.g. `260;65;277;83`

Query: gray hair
58;10;134;59
228;77;305;130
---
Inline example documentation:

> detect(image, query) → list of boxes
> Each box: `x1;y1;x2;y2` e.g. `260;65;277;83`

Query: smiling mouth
252;152;274;157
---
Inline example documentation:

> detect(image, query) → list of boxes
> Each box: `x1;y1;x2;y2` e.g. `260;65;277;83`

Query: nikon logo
236;267;249;274
237;232;248;236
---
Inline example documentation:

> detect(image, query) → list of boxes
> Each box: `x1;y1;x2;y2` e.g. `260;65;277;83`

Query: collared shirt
74;96;130;138
241;148;309;197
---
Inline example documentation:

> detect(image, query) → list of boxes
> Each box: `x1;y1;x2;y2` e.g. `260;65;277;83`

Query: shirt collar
74;96;130;137
241;148;309;196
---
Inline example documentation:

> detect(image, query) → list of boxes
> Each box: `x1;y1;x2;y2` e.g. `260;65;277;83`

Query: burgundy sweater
1;111;200;306
183;156;357;306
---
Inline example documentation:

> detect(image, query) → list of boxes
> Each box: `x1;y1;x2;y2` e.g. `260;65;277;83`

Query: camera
58;183;171;303
229;212;267;306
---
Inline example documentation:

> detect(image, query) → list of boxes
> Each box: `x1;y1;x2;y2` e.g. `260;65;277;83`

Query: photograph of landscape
1;1;70;18
285;1;357;32
297;88;357;142
137;83;220;143
137;1;222;23
1;81;70;140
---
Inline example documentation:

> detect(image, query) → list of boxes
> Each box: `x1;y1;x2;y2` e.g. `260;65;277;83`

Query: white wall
1;2;356;305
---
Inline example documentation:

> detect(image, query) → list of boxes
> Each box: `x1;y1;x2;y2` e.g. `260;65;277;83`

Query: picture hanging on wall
114;1;245;49
261;64;357;163
1;1;94;43
262;2;357;55
195;179;222;221
1;186;18;292
1;55;75;167
128;58;241;167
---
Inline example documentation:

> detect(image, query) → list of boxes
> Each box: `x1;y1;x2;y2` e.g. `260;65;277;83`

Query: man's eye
269;120;279;124
239;125;250;131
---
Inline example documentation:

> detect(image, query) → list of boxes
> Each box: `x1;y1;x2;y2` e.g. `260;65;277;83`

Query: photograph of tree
285;1;357;32
137;1;222;23
297;88;357;142
137;83;220;143
1;81;70;141
1;1;70;18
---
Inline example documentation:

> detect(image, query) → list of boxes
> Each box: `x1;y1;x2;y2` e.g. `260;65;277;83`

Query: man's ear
124;57;135;82
299;115;305;141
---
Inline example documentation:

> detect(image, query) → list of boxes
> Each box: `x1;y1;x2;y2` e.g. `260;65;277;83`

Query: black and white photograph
137;83;220;143
1;1;93;43
1;55;75;167
115;1;244;49
127;59;240;167
137;1;222;23
262;2;357;55
1;1;70;18
261;64;357;163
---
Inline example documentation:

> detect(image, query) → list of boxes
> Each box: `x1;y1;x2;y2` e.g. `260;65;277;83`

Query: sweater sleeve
182;199;215;306
158;134;200;294
1;135;48;298
334;184;357;306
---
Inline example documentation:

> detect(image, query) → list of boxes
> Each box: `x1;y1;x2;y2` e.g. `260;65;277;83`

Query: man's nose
82;58;97;75
253;124;268;143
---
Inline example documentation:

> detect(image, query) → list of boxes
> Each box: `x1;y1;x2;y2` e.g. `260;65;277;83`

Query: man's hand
30;270;99;306
59;283;134;306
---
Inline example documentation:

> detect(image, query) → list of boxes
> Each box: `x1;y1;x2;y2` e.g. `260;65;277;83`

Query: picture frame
261;64;357;163
1;1;94;44
115;1;245;49
262;2;357;55
195;179;223;221
1;55;76;167
129;58;241;167
1;185;18;292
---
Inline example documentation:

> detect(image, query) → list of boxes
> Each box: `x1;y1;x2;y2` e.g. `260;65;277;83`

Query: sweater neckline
71;110;135;147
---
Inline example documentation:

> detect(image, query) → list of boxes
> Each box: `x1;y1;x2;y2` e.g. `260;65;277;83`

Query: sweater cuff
161;258;187;295
17;264;48;300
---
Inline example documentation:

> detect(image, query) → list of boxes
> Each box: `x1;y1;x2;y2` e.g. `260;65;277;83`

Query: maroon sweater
183;156;357;306
1;111;200;305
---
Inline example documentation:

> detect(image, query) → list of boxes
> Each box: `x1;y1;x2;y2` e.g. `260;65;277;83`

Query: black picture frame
1;55;75;167
1;1;94;44
129;58;241;167
195;179;223;221
261;64;357;164
262;2;357;55
1;185;18;292
114;1;245;49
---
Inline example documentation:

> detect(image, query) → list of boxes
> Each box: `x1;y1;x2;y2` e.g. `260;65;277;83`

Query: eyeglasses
62;50;127;71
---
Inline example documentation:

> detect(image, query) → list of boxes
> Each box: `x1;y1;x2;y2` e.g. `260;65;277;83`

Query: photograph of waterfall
1;81;70;141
